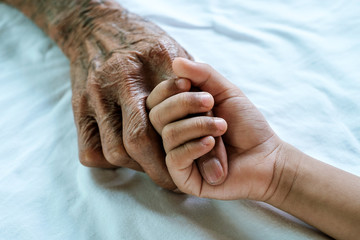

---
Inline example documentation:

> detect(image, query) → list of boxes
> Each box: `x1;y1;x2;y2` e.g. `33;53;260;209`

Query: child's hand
147;58;285;201
146;71;229;186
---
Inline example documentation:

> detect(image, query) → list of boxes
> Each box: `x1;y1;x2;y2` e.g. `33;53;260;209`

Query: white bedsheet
1;0;359;239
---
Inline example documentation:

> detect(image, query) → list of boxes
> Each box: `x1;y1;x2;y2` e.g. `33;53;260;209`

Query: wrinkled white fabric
1;0;359;239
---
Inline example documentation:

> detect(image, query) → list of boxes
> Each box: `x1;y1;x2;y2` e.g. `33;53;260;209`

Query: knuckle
157;80;172;95
179;92;210;111
102;52;142;79
179;92;192;108
194;117;206;130
101;54;124;76
90;53;143;94
79;148;119;169
165;152;173;163
166;150;178;169
162;125;177;147
127;127;149;149
79;154;93;167
149;108;163;130
125;117;152;153
194;117;217;132
79;149;100;167
105;146;131;166
182;142;193;156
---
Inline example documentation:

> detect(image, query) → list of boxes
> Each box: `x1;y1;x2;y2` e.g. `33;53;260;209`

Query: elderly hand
68;5;195;190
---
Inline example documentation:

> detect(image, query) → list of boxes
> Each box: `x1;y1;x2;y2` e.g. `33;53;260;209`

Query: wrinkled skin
68;8;193;189
4;0;193;189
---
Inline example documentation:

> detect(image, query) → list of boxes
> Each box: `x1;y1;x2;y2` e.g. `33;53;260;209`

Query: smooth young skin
147;58;360;240
146;79;228;186
147;58;280;200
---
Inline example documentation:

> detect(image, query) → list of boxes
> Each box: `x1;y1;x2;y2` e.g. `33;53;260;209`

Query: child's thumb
172;58;237;100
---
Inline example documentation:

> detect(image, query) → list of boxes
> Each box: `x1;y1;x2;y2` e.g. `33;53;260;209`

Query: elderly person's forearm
3;0;139;60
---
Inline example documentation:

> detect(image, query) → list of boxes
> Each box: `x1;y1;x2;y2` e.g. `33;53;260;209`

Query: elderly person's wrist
49;1;130;61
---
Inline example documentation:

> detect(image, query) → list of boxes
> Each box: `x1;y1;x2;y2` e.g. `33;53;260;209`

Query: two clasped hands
4;0;358;237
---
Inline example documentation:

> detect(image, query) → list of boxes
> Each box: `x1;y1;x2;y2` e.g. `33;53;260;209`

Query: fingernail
175;78;187;90
202;158;224;185
199;93;213;108
214;118;227;132
110;150;121;161
200;136;214;146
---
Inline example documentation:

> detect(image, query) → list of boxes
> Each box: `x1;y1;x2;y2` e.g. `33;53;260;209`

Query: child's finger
166;136;215;194
172;58;242;102
197;136;227;185
149;92;214;134
196;110;228;185
162;116;227;153
146;78;191;110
